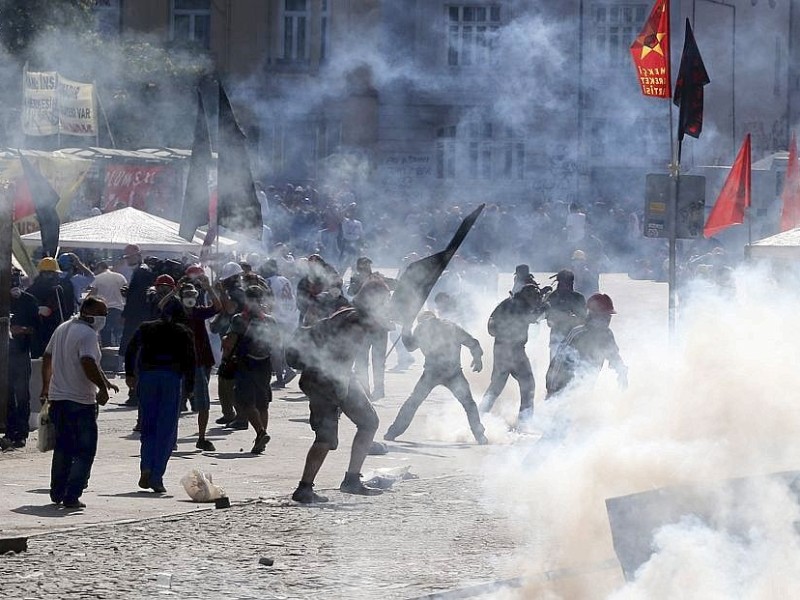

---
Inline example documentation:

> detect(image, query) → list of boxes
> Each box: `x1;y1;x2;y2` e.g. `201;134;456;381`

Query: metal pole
0;182;14;431
668;102;679;339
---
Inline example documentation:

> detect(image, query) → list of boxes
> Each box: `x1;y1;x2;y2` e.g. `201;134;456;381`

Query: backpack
285;325;315;370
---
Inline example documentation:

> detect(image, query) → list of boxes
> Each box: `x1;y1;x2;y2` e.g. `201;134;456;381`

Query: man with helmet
27;257;72;358
147;274;177;318
479;283;547;424
545;269;586;360
545;293;627;397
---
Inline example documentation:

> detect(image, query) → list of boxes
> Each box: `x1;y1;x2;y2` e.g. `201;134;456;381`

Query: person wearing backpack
220;285;280;455
290;279;389;504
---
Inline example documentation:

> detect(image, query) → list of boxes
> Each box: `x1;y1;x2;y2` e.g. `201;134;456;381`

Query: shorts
190;366;212;412
234;358;272;411
300;371;379;451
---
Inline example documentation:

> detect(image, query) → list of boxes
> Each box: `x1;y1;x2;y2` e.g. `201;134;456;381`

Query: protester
125;301;196;494
58;253;95;308
42;297;119;509
511;264;535;295
27;257;71;359
118;244;156;407
479;284;547;424
338;202;364;271
212;261;248;429
347;256;374;297
176;278;221;451
261;258;299;388
1;269;40;450
296;254;339;325
290;280;389;503
353;273;391;401
147;274;177;318
221;285;279;454
544;269;587;360
88;261;127;348
545;293;628;398
384;311;487;444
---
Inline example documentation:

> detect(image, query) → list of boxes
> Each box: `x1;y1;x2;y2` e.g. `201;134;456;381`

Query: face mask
10;288;21;299
90;316;106;332
182;297;197;308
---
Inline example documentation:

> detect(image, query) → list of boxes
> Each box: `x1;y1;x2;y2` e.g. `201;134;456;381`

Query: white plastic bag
37;403;55;452
361;465;418;490
180;468;226;503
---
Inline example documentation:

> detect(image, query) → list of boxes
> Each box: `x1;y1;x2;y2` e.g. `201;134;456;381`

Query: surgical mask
90;316;106;332
182;297;197;308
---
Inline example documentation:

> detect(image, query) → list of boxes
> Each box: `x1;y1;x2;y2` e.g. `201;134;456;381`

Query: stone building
97;0;800;209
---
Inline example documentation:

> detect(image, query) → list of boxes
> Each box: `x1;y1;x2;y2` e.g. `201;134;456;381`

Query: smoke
471;263;800;598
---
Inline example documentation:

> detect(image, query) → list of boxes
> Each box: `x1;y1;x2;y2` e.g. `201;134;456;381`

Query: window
171;0;211;48
591;3;647;68
281;0;329;63
92;0;121;36
447;5;501;67
436;121;525;181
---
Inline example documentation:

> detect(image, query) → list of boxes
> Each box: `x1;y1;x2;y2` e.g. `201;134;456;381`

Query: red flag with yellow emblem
630;0;671;98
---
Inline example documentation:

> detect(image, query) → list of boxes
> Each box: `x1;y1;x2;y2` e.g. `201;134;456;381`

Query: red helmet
185;264;204;277
587;293;616;314
154;274;176;288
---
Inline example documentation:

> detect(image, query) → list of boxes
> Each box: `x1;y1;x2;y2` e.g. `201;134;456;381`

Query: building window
447;5;501;67
590;3;647;68
171;0;211;48
436;122;525;181
92;0;121;36
284;0;310;62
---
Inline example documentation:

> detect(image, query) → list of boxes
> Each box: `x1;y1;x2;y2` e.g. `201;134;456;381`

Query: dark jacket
125;318;196;390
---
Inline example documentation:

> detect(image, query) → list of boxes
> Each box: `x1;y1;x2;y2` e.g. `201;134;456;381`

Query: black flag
19;152;60;258
673;19;710;142
217;84;263;238
179;90;212;241
391;204;485;329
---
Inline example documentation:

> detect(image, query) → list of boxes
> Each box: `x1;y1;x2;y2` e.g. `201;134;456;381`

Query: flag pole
667;2;678;340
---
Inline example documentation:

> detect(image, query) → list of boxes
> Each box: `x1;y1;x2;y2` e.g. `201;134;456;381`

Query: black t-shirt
10;291;39;356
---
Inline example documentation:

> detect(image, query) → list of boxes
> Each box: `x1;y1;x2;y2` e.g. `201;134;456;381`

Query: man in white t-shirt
565;202;586;247
338;202;364;273
89;261;127;348
42;298;119;509
261;259;299;388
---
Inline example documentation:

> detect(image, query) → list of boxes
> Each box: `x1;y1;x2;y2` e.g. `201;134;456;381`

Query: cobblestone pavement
0;472;525;600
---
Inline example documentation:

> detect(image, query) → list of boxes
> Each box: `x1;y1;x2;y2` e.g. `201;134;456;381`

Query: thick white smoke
466;264;800;598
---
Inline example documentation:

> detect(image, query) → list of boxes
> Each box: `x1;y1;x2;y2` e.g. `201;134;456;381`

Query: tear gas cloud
441;263;800;599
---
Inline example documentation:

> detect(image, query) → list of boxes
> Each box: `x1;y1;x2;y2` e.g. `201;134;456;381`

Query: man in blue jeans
42;298;119;509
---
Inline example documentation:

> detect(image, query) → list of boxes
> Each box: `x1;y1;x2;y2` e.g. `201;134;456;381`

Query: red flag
704;134;751;238
630;0;671;98
780;132;800;232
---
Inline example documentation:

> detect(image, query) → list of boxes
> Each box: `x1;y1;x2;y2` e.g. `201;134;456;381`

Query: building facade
98;0;800;209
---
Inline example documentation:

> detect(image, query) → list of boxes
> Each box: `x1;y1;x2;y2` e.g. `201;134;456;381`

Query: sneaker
291;483;329;504
132;422;141;432
0;437;12;451
226;420;249;430
196;439;216;451
340;473;383;496
251;431;270;454
63;499;86;509
270;380;286;389
123;397;138;407
11;439;26;449
151;482;167;494
215;415;235;425
138;470;151;490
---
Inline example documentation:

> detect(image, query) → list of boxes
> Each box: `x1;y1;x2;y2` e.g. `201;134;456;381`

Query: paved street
0;274;665;599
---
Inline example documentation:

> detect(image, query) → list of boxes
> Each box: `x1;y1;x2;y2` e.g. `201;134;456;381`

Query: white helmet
219;261;243;281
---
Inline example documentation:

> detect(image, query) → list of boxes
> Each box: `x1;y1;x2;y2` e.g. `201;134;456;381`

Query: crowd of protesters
1;182;737;508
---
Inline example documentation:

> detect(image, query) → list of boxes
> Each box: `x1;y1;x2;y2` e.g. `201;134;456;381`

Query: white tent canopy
747;227;800;260
20;207;236;253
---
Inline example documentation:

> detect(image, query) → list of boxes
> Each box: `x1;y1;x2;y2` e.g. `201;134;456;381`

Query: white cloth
267;275;298;326
45;317;102;405
256;189;270;222
91;269;128;310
